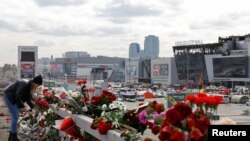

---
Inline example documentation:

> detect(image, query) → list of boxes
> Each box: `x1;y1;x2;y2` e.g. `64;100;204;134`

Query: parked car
136;94;145;101
246;100;250;106
155;90;167;98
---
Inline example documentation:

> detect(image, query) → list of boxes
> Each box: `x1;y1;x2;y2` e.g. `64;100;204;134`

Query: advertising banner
126;66;137;76
21;63;35;78
153;64;168;76
51;64;64;77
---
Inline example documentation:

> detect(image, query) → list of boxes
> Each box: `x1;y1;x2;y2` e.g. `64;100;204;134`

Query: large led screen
213;57;248;78
21;52;35;62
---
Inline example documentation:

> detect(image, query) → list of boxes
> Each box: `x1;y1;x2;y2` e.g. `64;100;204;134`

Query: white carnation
48;108;53;114
82;106;88;112
121;105;127;111
102;104;107;110
109;104;116;109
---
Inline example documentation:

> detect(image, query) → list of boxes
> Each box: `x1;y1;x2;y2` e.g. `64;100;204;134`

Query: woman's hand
20;108;29;112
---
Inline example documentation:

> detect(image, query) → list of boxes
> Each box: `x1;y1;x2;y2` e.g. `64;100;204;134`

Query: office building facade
144;35;159;58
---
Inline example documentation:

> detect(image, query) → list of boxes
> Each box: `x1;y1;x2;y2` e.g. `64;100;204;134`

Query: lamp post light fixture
128;58;130;84
65;73;67;83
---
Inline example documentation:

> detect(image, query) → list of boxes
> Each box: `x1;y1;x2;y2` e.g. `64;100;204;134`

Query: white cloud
33;0;86;7
0;0;250;66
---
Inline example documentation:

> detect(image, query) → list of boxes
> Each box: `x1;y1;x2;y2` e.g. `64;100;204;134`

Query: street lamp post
186;49;189;88
65;73;67;83
128;58;130;84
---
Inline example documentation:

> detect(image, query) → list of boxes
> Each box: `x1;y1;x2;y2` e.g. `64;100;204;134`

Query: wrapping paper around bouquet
62;125;81;138
54;119;83;140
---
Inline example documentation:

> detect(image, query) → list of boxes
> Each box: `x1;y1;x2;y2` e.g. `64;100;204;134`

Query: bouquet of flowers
36;99;50;112
55;117;84;141
90;90;116;117
91;100;127;135
143;92;222;141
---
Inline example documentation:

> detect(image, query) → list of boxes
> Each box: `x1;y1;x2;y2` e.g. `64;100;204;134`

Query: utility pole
186;49;189;88
128;58;130;84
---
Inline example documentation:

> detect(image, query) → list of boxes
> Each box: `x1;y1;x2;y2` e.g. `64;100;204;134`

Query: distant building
173;34;250;88
65;51;90;58
50;55;125;82
18;46;38;79
129;43;140;59
144;35;159;58
129;35;159;59
205;35;250;88
125;58;178;85
37;58;51;79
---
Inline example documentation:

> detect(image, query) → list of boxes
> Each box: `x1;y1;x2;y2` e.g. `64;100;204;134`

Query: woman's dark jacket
4;80;34;109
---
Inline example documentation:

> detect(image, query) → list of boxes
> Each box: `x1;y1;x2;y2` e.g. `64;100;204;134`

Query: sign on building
18;46;38;79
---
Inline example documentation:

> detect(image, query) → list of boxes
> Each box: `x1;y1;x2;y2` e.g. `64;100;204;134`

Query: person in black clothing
3;75;43;141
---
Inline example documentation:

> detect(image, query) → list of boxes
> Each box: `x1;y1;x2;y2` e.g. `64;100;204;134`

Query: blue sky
0;0;249;66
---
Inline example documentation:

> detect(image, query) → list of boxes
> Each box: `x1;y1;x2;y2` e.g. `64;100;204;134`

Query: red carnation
91;96;101;105
98;121;113;135
185;94;197;103
145;121;154;129
165;108;182;126
155;103;165;114
152;100;157;106
195;116;210;133
108;93;116;102
101;90;108;97
158;125;174;141
174;102;192;120
37;100;49;109
144;137;153;141
151;125;160;135
214;96;223;104
186;117;196;131
81;80;87;85
60;92;66;99
189;128;204;141
195;97;206;106
197;92;207;97
168;129;185;141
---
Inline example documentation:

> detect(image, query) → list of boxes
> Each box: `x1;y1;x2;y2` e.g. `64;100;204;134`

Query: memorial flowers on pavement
90;90;127;135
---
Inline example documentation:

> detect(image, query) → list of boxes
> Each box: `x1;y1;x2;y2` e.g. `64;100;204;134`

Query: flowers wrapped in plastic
55;117;84;141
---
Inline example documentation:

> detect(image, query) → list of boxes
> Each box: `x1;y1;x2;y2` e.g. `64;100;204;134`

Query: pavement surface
0;96;10;141
0;97;249;141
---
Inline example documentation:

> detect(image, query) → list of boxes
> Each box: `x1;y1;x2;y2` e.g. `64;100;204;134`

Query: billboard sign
18;46;38;79
20;63;35;78
153;64;168;76
51;64;64;77
126;66;137;76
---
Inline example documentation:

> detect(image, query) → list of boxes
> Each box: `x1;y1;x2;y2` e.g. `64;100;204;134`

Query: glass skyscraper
144;35;159;58
129;43;140;58
129;35;159;59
